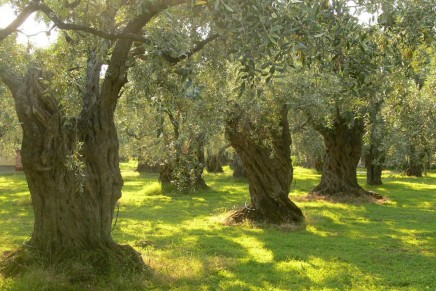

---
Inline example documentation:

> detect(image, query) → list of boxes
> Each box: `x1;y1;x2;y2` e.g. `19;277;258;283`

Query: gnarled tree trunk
1;41;144;272
0;0;215;276
310;116;381;200
2;63;144;269
225;105;304;224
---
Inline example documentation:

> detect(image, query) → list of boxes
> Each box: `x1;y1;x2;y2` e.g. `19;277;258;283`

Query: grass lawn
0;163;435;290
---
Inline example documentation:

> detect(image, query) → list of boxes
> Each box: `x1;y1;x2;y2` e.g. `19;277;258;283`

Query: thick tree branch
99;0;189;114
0;2;39;41
35;3;152;43
1;1;188;43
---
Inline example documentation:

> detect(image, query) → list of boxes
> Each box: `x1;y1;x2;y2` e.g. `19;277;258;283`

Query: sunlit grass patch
1;164;435;290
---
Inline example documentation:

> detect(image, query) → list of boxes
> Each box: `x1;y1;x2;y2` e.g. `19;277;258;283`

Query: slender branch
131;33;220;64
16;27;54;38
125;128;144;140
36;3;152;43
161;34;220;64
292;121;309;133
164;108;180;139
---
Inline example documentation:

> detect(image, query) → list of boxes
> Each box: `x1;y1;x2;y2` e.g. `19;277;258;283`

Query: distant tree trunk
206;144;230;173
187;134;207;189
160;134;207;192
404;146;423;177
314;154;324;173
364;100;385;185
366;163;383;185
231;153;247;178
206;153;224;173
159;162;173;184
15;149;23;171
405;162;423;177
136;157;161;173
405;164;423;177
225;105;304;224
311;115;381;200
364;145;384;185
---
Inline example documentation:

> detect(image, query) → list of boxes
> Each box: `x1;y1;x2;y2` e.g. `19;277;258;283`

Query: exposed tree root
225;204;305;226
305;187;386;204
1;243;148;283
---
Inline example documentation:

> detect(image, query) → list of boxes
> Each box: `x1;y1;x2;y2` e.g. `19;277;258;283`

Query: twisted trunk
1;65;142;267
225;106;304;224
0;22;145;268
311;116;381;200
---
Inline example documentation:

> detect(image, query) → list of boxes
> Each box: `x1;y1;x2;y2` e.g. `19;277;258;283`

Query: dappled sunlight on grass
105;164;436;289
0;172;33;254
1;163;435;290
305;256;379;288
230;235;274;264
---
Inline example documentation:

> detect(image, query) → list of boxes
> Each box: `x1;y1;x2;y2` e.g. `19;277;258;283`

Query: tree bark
206;154;224;173
404;146;423;177
231;153;247;178
206;145;230;173
364;145;384;185
0;65;147;271
310;116;382;200
0;0;212;275
225;105;304;224
0;21;147;270
136;157;161;173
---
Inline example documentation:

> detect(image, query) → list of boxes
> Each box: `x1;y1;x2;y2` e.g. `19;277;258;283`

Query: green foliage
1;165;436;289
291;122;325;169
65;139;86;193
0;86;21;159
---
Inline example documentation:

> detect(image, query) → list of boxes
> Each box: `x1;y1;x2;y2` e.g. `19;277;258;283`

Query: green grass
0;163;435;290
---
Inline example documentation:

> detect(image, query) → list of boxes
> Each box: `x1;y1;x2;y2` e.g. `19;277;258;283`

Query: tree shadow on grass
2;167;435;289
114;169;436;290
254;202;436;289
